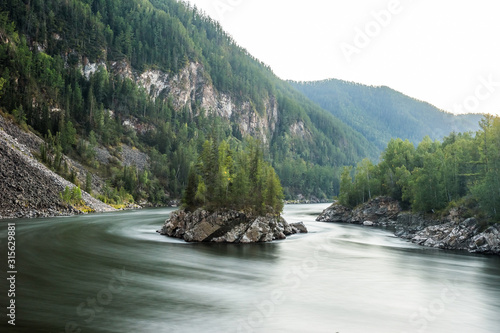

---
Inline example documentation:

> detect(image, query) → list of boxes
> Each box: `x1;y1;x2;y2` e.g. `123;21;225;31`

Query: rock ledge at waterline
316;197;500;256
158;208;307;243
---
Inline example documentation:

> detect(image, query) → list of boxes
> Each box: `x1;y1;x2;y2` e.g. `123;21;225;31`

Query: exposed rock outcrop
350;196;401;226
158;208;307;243
394;213;443;239
409;219;500;255
411;218;479;250
107;60;280;144
316;197;500;255
316;202;352;223
316;197;401;226
469;224;500;254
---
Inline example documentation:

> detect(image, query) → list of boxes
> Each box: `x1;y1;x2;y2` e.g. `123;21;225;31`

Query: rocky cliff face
316;197;500;255
102;60;280;144
159;208;307;243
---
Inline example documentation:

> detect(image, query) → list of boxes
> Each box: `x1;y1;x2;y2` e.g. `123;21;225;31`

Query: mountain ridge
290;78;482;151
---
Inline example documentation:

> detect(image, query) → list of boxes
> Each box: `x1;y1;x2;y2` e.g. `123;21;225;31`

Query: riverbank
316;197;500;255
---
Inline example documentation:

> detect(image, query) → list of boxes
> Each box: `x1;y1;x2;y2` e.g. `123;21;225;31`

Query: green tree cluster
60;186;83;206
183;139;284;216
339;116;500;222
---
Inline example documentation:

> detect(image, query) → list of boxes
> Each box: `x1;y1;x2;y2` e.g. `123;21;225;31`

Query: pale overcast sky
184;0;500;116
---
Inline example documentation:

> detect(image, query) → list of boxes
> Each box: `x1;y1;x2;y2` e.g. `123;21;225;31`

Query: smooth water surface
1;204;499;333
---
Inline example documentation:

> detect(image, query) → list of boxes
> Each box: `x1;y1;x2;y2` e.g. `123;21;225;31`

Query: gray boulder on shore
158;208;307;243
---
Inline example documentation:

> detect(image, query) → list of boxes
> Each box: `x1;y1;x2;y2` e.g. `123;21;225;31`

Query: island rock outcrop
159;208;307;243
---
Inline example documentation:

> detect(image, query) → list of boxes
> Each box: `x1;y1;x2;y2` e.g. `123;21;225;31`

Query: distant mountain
290;79;483;150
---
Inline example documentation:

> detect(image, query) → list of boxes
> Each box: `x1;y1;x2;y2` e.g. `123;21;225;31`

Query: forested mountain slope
0;0;379;202
290;79;483;150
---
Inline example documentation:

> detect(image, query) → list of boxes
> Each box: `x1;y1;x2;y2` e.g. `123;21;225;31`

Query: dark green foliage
340;116;500;222
182;165;198;210
183;138;284;215
60;186;83;206
290;79;483;152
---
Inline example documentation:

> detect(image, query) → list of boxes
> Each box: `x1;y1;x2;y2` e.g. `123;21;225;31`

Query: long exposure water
1;204;499;333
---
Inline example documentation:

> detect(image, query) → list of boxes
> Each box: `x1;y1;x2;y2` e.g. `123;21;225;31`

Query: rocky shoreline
158;208;307;243
0;114;116;219
316;197;500;256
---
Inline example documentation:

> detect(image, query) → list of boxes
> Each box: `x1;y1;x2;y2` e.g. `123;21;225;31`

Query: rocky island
159;208;306;243
317;197;500;255
159;138;306;243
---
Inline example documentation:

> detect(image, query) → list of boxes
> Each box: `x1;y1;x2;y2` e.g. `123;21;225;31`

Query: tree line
339;115;500;221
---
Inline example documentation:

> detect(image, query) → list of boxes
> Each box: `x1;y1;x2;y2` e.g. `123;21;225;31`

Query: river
1;204;499;333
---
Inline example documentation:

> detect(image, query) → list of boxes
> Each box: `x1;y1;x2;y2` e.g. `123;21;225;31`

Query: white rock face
82;60;283;144
130;61;280;143
289;120;311;139
82;62;107;80
138;70;169;99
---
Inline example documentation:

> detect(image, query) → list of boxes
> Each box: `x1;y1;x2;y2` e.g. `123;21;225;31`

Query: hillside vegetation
0;0;379;203
291;79;482;151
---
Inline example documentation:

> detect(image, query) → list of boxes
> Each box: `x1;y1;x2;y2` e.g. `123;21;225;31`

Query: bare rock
159;209;307;243
290;222;308;233
316;197;401;226
469;224;500;255
394;213;442;239
350;197;401;225
316;202;351;222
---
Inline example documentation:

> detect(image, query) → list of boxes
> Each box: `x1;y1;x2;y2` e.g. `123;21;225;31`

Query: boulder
290;222;308;233
406;218;500;255
410;218;480;250
469;224;500;255
316;202;351;222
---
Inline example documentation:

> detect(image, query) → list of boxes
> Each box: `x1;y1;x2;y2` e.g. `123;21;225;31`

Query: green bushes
60;186;83;206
